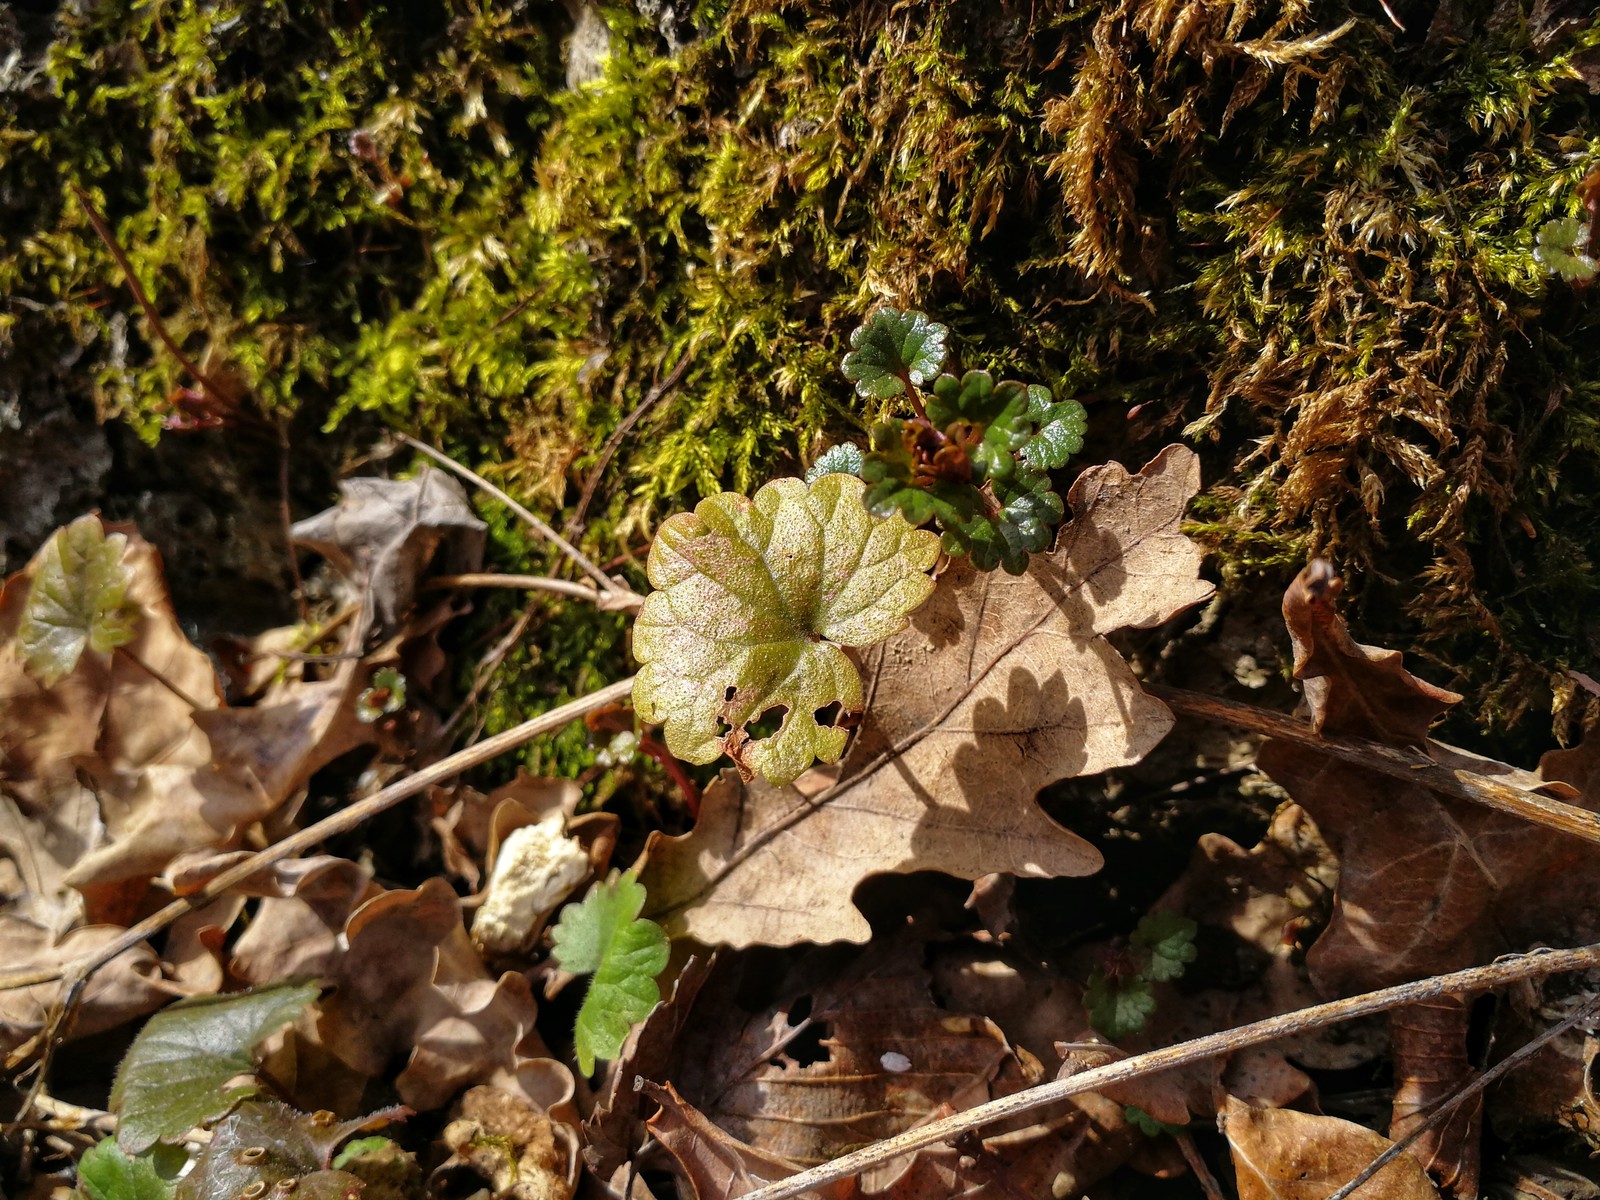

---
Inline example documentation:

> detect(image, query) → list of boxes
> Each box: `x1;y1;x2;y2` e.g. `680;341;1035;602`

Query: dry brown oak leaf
1256;560;1600;1199
1221;1098;1441;1200
639;943;1094;1200
642;445;1212;947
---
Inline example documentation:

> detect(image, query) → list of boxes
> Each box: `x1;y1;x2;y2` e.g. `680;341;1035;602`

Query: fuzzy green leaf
1021;385;1088;471
1132;911;1198;983
1535;218;1598;282
1084;971;1157;1040
806;442;865;483
550;871;671;1075
633;474;939;785
861;421;986;528
76;1139;182;1200
841;308;948;400
174;1102;375;1200
18;515;139;686
111;982;319;1153
928;371;1032;484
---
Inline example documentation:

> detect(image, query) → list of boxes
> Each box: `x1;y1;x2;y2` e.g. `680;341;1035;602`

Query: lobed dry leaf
642;446;1213;947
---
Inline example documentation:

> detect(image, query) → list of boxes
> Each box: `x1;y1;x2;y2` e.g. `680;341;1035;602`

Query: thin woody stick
737;943;1600;1200
1149;684;1600;849
0;677;637;996
427;572;643;612
397;434;625;595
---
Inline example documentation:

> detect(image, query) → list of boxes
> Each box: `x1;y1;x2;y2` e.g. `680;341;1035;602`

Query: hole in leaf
783;1019;832;1067
724;685;738;701
746;706;786;741
814;701;842;727
785;995;813;1027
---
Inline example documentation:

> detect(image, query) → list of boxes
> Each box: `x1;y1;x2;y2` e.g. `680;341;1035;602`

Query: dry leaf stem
0;676;637;996
398;433;628;595
736;943;1600;1200
1149;684;1600;848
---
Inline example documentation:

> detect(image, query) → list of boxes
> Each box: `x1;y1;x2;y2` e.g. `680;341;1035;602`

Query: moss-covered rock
3;0;1598;744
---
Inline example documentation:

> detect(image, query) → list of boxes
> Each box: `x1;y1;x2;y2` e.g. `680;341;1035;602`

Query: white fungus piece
880;1051;912;1073
470;814;591;954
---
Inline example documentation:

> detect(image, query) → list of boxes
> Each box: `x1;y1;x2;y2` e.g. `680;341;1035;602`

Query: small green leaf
76;1139;182;1200
1132;911;1198;983
1021;385;1088;471
1124;1105;1187;1137
806;443;865;483
1535;217;1598;282
330;1137;395;1170
111;981;319;1153
633;473;939;785
945;476;1064;575
927;371;1032;484
551;871;671;1075
18;515;139;686
1084;971;1157;1041
841;308;948;400
355;666;406;723
174;1102;372;1200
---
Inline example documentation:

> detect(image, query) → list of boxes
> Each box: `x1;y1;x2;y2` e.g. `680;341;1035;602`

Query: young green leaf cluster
825;308;1087;575
1084;911;1198;1041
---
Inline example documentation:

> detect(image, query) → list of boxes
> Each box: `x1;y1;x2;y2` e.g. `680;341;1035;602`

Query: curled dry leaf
229;866;575;1120
642;446;1213;947
1222;1097;1441;1200
1256;561;1600;1197
289;467;486;630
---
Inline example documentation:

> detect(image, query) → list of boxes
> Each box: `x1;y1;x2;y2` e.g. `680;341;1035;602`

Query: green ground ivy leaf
18;515;139;686
111;981;319;1153
946;476;1065;576
1084;971;1158;1041
841;308;949;400
76;1139;183;1200
806;442;865;483
1132;911;1198;982
928;371;1032;484
550;871;671;1075
1125;1105;1188;1137
633;473;939;786
1021;385;1088;471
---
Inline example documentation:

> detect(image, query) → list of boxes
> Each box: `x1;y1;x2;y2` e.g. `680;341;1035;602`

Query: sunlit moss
3;0;1598;740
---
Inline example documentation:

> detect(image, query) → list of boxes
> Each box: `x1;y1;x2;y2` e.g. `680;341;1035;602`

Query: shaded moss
3;0;1599;747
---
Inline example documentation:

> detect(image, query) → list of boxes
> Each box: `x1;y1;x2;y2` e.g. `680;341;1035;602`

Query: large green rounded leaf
633;474;939;786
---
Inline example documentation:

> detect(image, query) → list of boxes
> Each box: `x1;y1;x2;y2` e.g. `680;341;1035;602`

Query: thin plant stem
397;434;624;594
569;348;694;534
735;943;1600;1200
427;572;643;611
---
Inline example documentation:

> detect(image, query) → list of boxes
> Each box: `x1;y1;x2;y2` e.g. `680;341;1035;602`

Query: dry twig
397;433;627;595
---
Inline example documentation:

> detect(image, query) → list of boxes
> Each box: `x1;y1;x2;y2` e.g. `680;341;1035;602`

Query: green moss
4;0;1599;742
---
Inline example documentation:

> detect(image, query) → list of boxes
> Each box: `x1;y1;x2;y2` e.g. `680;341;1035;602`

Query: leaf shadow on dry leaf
641;446;1214;948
